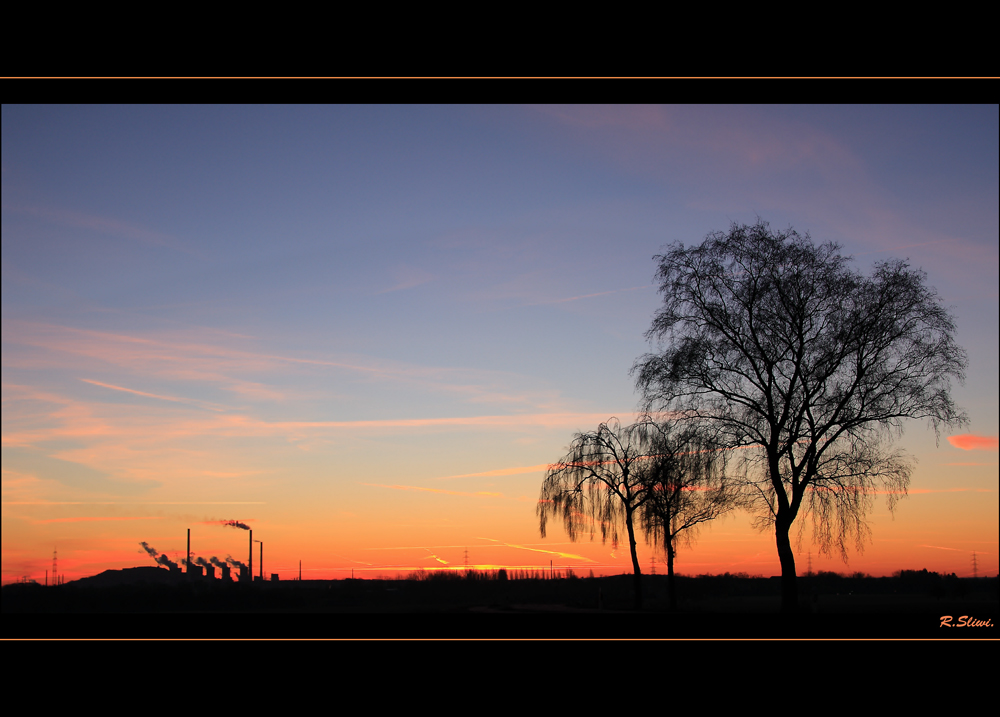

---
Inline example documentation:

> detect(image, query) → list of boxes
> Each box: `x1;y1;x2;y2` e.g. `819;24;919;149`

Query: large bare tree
632;220;968;612
538;416;662;610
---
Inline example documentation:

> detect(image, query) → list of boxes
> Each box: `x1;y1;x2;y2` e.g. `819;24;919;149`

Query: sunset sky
3;104;997;584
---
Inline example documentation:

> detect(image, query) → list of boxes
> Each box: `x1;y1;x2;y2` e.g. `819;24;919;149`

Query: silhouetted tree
640;421;740;610
538;416;663;610
632;220;967;613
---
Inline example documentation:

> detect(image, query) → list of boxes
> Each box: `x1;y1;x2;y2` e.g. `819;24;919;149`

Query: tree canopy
632;220;968;611
538;415;739;610
538;416;663;609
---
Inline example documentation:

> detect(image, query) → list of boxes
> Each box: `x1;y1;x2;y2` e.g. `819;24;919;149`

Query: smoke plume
157;554;179;570
223;520;251;530
226;555;247;571
140;542;179;570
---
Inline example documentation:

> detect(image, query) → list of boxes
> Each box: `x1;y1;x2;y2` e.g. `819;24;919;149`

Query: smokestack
195;557;215;580
249;530;252;581
259;541;263;581
187;528;191;578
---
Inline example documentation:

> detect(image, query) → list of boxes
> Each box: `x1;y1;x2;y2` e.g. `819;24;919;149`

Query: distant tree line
403;568;595;582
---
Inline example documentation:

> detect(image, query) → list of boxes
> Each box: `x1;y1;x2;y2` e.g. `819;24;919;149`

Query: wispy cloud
331;554;374;566
535;105;861;176
29;516;168;524
907;488;995;494
522;284;652;307
268;412;634;431
80;379;229;412
363;483;504;498
373;265;436;295
424;549;449;565
474;536;595;562
435;463;552;481
853;238;963;257
3;402;640;477
1;501;265;505
947;434;999;451
6;203;202;257
2;320;565;411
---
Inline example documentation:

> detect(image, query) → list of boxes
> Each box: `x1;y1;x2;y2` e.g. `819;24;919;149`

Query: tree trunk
775;514;798;613
666;539;677;611
625;512;643;610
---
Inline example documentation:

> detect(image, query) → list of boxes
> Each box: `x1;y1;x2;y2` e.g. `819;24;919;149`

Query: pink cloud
908;488;978;494
535;105;859;175
373;265;436;295
31;516;167;524
363;483;504;498
9;204;201;257
436;463;552;481
2;320;558;409
947;434;999;451
523;284;652;307
80;379;228;411
215;412;640;436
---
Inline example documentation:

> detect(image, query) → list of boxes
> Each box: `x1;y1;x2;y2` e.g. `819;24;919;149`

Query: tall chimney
187;528;191;578
249;529;253;581
259;541;263;581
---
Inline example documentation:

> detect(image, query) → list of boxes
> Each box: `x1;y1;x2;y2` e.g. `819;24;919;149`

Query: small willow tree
538;416;665;610
640;421;741;610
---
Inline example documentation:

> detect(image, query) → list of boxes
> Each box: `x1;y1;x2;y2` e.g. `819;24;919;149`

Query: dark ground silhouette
4;568;996;639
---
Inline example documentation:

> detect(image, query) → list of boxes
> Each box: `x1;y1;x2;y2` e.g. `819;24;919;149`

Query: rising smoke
226;555;247;571
140;542;179;570
223;520;251;530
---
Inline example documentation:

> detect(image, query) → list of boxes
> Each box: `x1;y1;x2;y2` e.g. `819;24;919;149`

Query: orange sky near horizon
3;424;996;583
